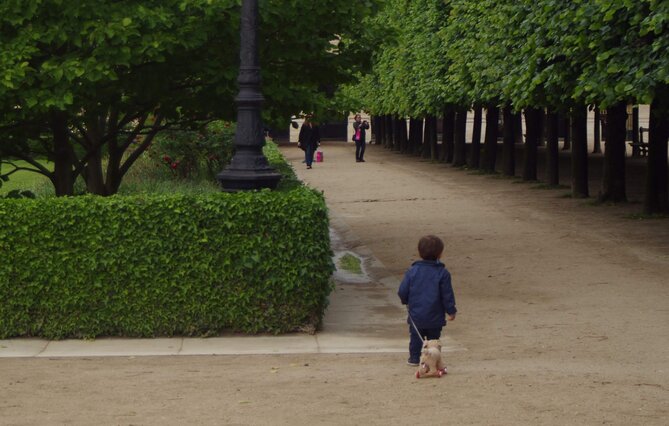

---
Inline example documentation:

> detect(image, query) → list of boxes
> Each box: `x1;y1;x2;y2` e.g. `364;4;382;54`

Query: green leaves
352;0;668;113
344;0;456;116
0;149;333;339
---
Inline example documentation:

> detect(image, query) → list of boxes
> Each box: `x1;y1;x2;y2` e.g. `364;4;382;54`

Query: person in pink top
352;113;370;162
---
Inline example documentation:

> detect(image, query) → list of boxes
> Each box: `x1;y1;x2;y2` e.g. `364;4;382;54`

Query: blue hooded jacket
398;260;457;328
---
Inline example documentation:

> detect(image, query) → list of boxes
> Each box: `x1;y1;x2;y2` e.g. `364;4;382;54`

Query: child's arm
440;270;457;318
397;271;411;305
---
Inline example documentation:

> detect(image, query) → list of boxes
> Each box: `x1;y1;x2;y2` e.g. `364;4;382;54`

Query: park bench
629;127;649;157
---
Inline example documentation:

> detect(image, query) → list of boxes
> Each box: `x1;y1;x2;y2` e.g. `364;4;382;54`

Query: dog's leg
431;360;441;377
421;360;438;377
437;357;445;372
416;356;432;378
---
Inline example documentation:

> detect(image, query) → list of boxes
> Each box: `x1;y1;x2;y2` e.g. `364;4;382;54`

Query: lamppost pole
217;0;281;191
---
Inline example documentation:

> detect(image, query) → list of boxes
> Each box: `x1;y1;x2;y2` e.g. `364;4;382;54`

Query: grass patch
118;171;219;195
338;253;362;275
1;155;221;198
2;139;283;198
0;160;53;195
118;152;220;195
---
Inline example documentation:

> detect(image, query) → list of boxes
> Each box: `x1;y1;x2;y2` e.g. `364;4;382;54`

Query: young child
398;235;457;366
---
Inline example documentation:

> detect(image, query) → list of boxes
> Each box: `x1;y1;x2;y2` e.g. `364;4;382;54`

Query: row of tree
0;0;375;196
344;0;669;214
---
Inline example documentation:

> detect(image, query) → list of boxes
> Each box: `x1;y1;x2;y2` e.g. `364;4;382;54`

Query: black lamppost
217;0;281;191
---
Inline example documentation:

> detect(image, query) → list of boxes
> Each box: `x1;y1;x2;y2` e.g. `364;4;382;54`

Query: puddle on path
330;227;371;284
332;250;370;284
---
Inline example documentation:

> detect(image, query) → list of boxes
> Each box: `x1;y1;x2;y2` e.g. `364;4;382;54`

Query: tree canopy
0;0;376;195
352;0;669;113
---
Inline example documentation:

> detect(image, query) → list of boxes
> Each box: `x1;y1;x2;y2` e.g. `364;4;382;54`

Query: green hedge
0;145;334;338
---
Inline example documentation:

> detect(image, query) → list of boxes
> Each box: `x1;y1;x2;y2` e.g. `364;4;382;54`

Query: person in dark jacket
298;115;320;169
398;235;457;366
352;113;370;162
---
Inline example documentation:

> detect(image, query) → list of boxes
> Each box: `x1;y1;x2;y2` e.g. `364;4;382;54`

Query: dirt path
1;142;668;425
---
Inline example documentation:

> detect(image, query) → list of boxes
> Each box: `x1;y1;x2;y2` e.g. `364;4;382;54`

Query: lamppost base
217;168;282;192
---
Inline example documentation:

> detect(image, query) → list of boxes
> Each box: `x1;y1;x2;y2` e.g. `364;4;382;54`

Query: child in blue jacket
398;235;457;365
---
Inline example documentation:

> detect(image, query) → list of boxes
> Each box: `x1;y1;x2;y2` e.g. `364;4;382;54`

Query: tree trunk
514;112;523;144
644;91;669;214
422;117;429;158
390;117;398;151
410;118;423;155
373;116;380;145
593;106;602;154
376;115;383;146
384;115;392;147
441;109;455;163
545;110;560;186
83;116;109;196
406;117;414;154
375;116;384;146
598;101;627;202
397;117;408;152
114;118;162;194
523;107;542;181
562;114;571;150
395;117;402;150
631;106;640;157
104;130;125;195
452;108;467;167
388;116;396;150
370;116;378;145
536;108;545;147
50;112;75;196
84;148;108;196
378;115;384;147
384;115;392;149
571;106;589;198
380;115;388;148
424;116;438;160
469;105;482;168
502;105;515;176
482;105;499;173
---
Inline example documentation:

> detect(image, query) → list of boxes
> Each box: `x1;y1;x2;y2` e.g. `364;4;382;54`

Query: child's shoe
407;358;419;366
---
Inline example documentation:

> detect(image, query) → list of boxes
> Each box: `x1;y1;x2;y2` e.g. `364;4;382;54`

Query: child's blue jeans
409;326;442;363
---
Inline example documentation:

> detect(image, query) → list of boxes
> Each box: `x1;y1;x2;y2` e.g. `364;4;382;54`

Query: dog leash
407;310;425;344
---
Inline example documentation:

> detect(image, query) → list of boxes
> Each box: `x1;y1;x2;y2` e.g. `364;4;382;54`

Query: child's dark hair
418;235;444;261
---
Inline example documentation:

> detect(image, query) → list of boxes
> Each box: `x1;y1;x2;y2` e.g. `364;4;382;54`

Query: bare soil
1;142;668;425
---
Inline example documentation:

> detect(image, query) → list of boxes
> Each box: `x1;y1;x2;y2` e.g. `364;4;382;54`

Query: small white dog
416;339;447;378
